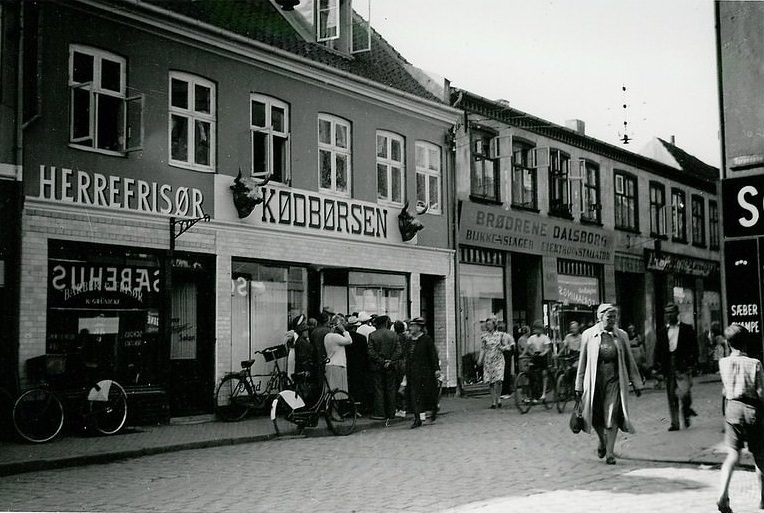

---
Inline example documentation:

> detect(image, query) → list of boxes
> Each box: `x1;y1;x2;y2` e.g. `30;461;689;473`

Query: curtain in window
171;281;197;360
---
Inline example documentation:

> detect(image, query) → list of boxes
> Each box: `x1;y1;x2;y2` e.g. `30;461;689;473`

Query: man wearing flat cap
654;302;698;431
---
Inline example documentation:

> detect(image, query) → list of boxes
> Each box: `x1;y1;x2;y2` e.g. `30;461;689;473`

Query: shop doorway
166;259;216;416
420;275;436;338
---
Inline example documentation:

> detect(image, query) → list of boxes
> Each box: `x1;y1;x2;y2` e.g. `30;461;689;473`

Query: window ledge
580;217;603;227
510;204;540;214
68;143;127;158
548;211;574;220
470;194;502;206
168;160;216;173
692;242;707;249
615;226;640;235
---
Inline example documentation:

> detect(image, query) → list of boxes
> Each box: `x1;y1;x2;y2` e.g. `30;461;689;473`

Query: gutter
75;0;461;124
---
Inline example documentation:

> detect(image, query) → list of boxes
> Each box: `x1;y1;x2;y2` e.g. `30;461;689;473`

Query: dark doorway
420;275;436;337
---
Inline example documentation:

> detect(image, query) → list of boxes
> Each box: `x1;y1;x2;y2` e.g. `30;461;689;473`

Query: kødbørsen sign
459;203;613;264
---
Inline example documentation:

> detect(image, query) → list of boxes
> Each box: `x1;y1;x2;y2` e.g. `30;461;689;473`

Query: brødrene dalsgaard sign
459;202;614;264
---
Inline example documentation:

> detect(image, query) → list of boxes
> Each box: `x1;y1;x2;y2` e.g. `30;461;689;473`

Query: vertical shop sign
724;239;762;336
542;256;559;301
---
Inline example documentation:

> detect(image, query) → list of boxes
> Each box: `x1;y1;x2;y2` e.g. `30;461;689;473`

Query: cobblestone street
0;380;761;512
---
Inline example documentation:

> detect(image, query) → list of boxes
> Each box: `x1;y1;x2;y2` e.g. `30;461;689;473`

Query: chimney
565;119;585;136
670;135;676;145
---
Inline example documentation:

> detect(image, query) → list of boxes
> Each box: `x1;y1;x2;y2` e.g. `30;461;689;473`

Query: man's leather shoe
685;417;691;428
411;419;422;429
668;425;680;431
688;408;698;417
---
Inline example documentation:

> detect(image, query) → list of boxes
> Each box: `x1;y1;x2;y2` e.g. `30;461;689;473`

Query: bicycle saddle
240;359;256;369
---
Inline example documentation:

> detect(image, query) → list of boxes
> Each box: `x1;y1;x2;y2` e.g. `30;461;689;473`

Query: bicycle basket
262;344;288;362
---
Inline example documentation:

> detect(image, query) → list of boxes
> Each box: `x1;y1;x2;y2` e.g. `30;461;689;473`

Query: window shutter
532;147;549;168
489;134;512;160
125;93;144;152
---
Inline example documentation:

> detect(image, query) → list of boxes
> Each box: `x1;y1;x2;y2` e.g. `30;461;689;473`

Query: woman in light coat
324;314;353;392
575;304;643;465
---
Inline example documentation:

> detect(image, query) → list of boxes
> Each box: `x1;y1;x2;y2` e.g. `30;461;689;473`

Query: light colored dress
593;333;623;430
481;331;512;384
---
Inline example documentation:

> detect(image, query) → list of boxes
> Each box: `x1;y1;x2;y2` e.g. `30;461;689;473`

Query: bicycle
270;360;357;437
553;353;579;413
514;354;553;414
12;378;128;444
215;344;291;422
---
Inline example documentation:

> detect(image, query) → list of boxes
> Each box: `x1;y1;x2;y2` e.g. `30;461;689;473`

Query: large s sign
723;175;764;237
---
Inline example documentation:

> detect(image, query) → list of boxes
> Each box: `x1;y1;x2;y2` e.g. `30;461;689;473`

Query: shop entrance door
420;275;436;337
166;265;215;416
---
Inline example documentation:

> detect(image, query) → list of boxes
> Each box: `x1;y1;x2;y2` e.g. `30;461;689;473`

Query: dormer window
317;0;340;41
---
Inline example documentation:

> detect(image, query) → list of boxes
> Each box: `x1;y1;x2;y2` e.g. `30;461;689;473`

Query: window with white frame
169;72;216;170
580;160;601;223
251;94;289;183
471;131;499;201
318;114;351;195
549;149;571;217
376;131;404;204
69;45;127;153
317;0;340;41
511;141;537;209
415;141;441;213
671;188;687;242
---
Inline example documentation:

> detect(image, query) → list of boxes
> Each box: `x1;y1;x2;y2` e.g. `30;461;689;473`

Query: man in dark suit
654;302;698;431
368;315;402;421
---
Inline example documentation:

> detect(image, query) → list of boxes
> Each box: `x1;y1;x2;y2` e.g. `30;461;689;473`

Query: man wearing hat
368;315;401;420
654;302;699;431
406;317;441;428
356;311;375;341
345;315;371;414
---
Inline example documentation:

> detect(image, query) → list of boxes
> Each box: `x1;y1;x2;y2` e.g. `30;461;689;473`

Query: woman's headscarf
596;303;617;322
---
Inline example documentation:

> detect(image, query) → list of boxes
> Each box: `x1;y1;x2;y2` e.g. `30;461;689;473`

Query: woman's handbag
569;399;584;434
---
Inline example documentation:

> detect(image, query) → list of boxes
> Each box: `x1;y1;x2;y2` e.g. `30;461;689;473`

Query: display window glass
459;264;505;358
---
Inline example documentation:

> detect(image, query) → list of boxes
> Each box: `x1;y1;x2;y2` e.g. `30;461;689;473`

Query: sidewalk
0;377;743;477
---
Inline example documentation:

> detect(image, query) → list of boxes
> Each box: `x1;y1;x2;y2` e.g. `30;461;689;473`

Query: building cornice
67;0;460;125
455;88;718;194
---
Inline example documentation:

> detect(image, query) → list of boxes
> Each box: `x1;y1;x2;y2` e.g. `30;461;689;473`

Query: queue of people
283;308;441;429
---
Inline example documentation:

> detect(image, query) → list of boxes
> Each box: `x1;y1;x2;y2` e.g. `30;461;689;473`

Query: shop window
459;264;506;381
471;131;499;201
649;181;667;237
169;72;216;171
230;261;307;386
691;194;705;247
549;149;571;217
580;160;600;224
614;171;638;231
318;114;351;196
46;242;163;388
671;188;687;243
415;141;441;214
348;271;407;318
69;45;141;154
511;141;537;209
376;131;405;205
251;94;289;183
709;200;720;250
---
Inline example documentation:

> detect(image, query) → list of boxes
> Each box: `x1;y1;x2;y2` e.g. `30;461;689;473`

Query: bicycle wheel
13;387;64;443
215;375;251;422
88;380;128;435
325;389;356;436
271;394;304;437
555;372;570;413
514;372;532;414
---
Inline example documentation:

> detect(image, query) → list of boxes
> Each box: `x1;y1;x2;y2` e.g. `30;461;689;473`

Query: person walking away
654;302;698;430
711;321;730;373
393;320;410;418
406;317;440;428
290;314;319;406
310;308;333;364
345;315;371;414
626;324;647;381
498;321;516;398
522;320;552;401
716;324;764;513
368;315;402;421
478;318;513;408
323;314;352;392
575;304;643;465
